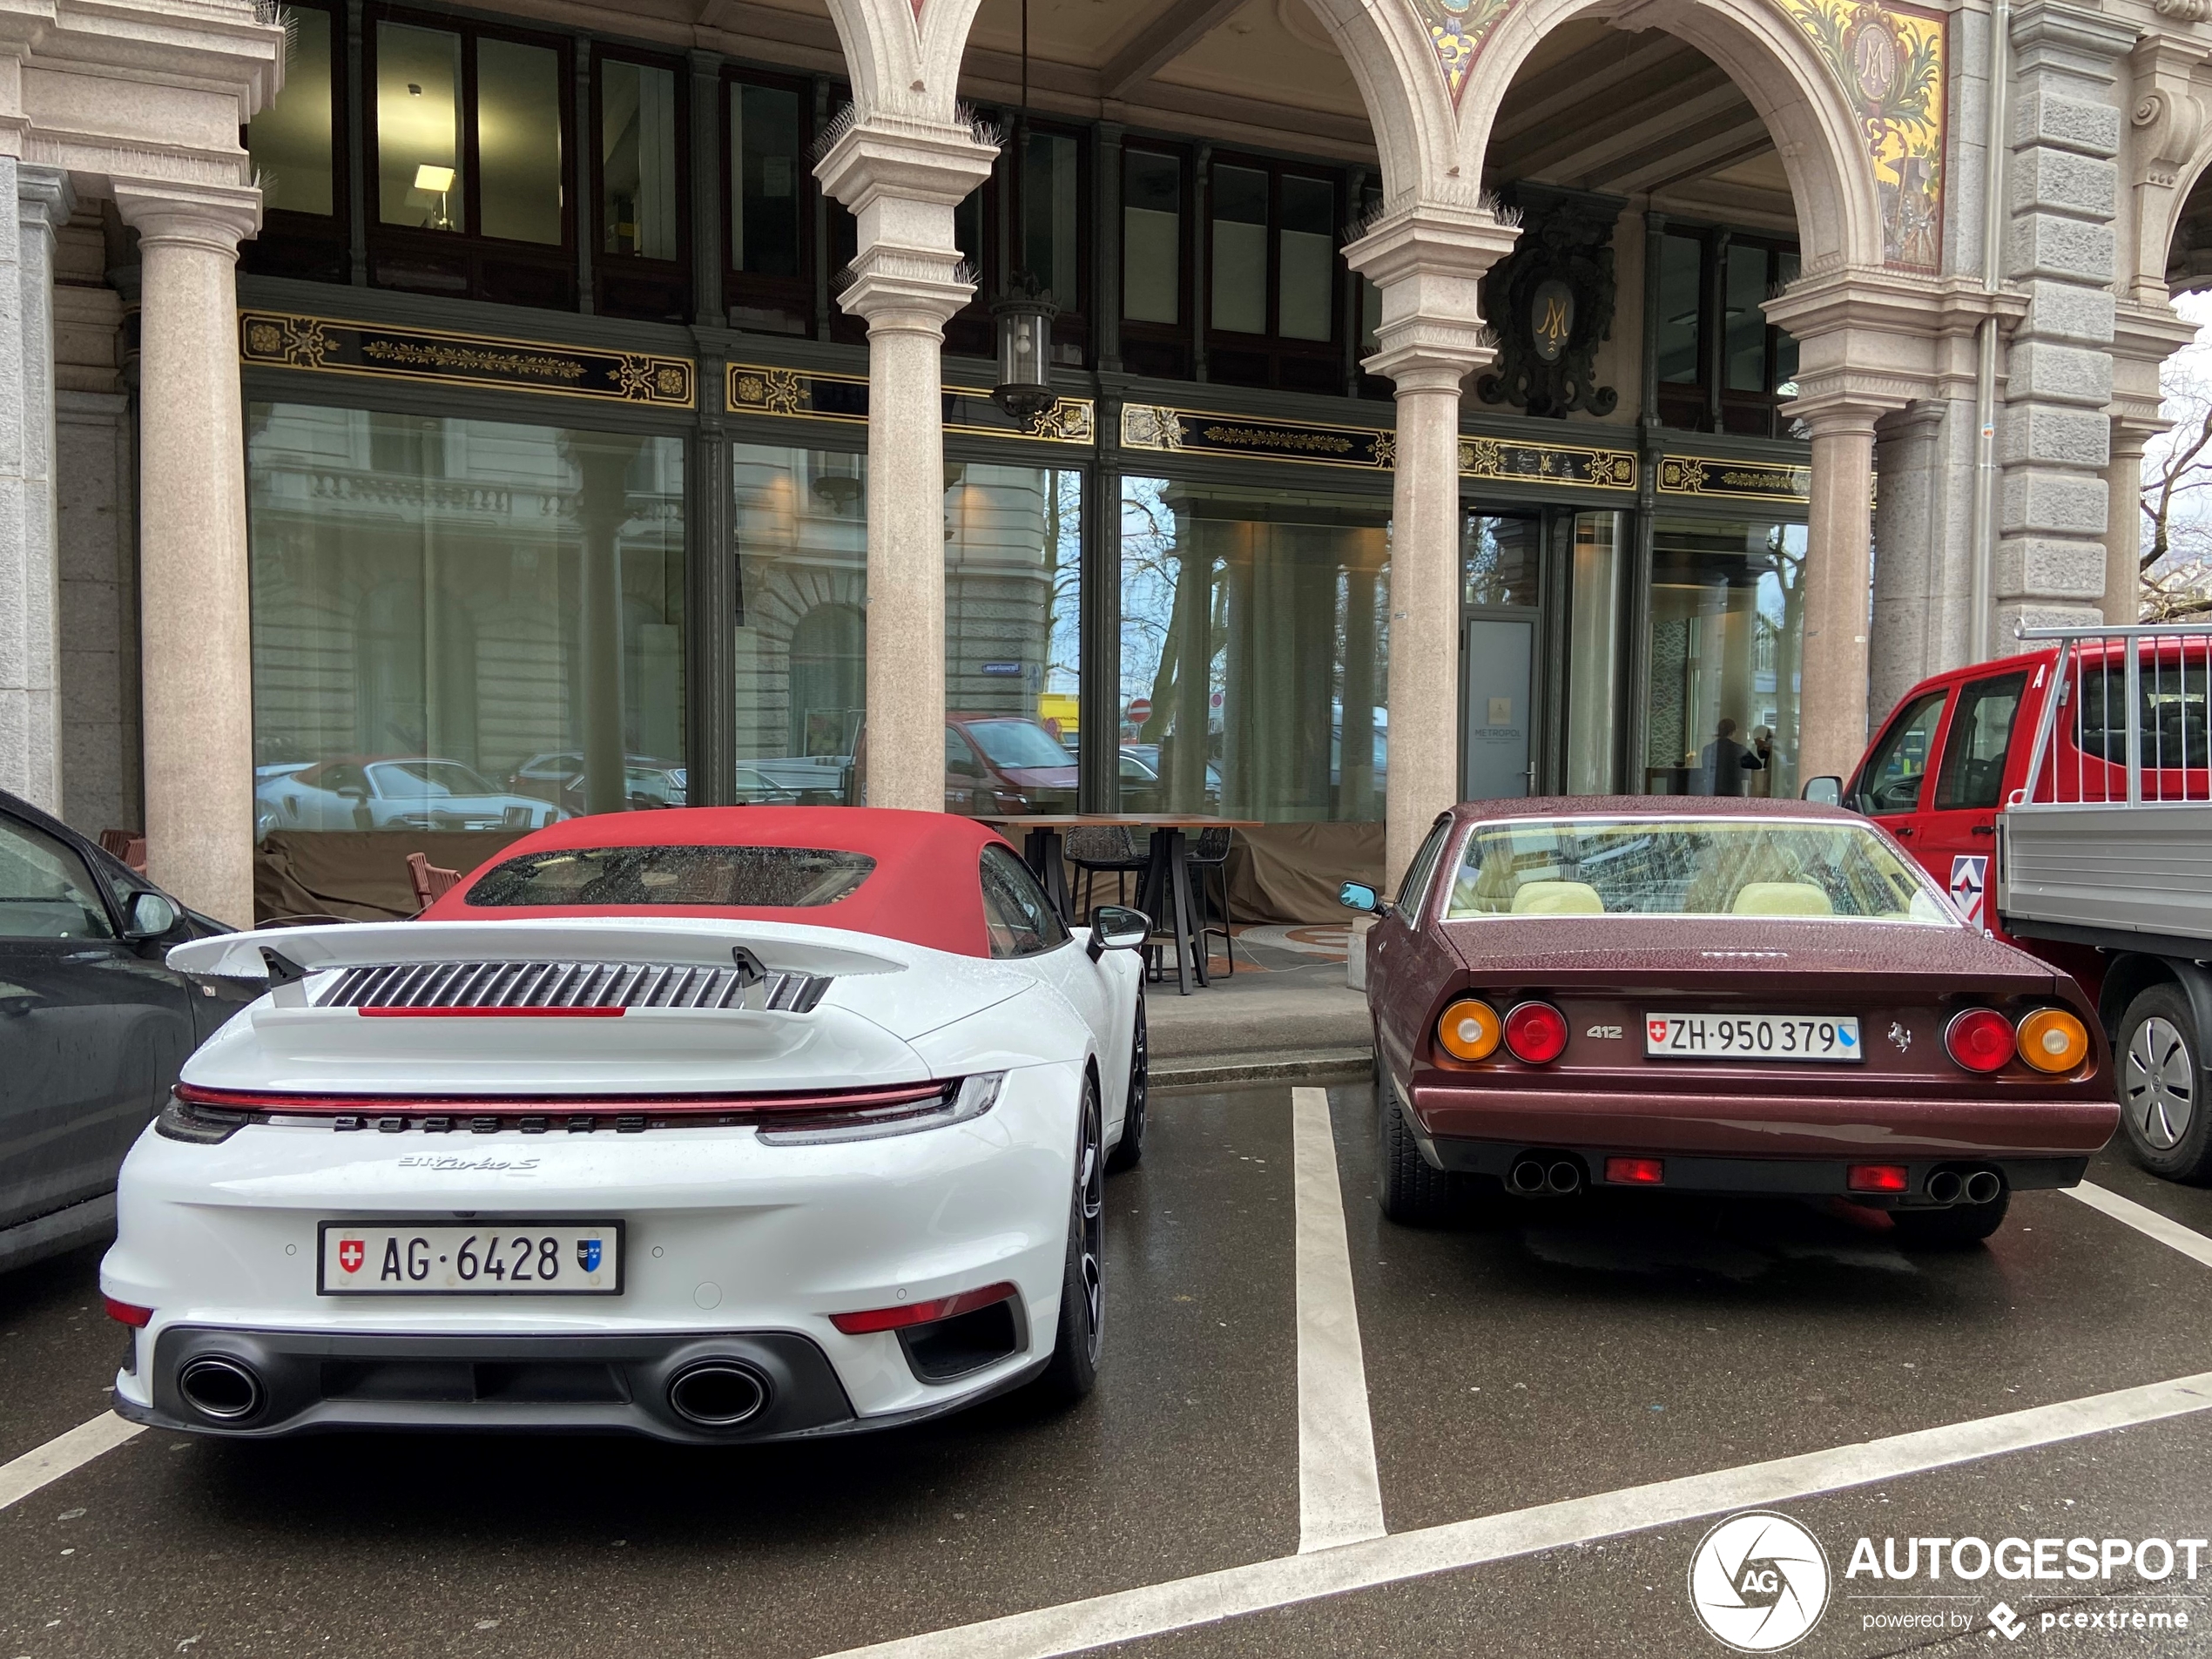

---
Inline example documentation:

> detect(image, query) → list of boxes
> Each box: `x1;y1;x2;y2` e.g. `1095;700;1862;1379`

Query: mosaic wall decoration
1410;0;1514;105
1773;0;1946;268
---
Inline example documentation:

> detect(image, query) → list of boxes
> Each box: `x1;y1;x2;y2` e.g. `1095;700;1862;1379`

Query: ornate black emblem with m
1476;185;1623;420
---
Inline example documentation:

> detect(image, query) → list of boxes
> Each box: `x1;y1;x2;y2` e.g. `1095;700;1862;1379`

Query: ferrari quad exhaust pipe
1964;1170;2002;1205
667;1360;770;1427
1926;1170;1964;1205
1508;1157;1584;1197
178;1355;265;1422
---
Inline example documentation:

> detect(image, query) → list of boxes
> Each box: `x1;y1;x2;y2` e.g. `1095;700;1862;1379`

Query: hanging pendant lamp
991;0;1058;428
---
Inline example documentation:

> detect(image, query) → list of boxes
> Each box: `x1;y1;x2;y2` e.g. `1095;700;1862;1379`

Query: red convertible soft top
421;807;1009;959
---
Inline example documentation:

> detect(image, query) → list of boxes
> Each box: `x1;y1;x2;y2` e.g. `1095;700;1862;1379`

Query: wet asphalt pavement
3;1083;2211;1657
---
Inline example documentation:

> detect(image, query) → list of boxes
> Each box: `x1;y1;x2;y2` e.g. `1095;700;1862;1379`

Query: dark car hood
1435;916;2060;992
996;765;1079;790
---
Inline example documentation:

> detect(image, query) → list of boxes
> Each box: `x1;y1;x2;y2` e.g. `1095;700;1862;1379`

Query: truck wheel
1892;1190;2010;1248
2118;985;2212;1182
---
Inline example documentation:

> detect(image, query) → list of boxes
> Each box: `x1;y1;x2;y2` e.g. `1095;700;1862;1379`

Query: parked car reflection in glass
254;757;564;839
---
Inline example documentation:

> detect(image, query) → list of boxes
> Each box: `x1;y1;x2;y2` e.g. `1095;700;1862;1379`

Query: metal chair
1066;826;1150;923
1185;826;1236;977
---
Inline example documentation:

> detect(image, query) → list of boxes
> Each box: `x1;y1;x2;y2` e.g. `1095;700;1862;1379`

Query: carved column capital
814;112;996;334
1345;202;1518;389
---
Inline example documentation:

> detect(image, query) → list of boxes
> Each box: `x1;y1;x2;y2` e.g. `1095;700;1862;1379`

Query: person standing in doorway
1697;718;1764;797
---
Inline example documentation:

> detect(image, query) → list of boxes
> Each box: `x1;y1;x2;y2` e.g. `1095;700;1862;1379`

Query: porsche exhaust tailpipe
1545;1160;1582;1195
1508;1158;1548;1195
178;1355;265;1422
1965;1170;2002;1205
667;1360;770;1427
1926;1170;1964;1205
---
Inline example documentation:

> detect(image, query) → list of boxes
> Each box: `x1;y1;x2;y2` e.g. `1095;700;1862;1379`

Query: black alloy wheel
1376;1055;1462;1226
1037;1076;1104;1402
1106;993;1148;1174
2119;985;2212;1182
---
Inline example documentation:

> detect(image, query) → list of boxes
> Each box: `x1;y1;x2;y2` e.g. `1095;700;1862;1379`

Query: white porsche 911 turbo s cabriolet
101;809;1150;1443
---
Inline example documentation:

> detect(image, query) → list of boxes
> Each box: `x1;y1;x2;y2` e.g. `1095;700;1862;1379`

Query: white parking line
2067;1181;2212;1271
818;1367;2212;1659
0;1413;143;1513
1289;1085;1386;1554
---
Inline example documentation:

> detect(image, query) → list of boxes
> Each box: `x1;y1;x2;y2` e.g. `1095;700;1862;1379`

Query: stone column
1345;206;1514;884
2104;425;2146;625
115;183;260;926
1797;406;1881;783
815;118;995;812
1996;2;2134;642
0;162;73;815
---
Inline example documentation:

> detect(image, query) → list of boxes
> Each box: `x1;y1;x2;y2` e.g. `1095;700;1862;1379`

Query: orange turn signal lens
2017;1008;2090;1075
1436;997;1502;1062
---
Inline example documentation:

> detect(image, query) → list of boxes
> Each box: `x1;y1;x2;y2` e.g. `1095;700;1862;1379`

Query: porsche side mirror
1339;881;1392;917
1801;776;1843;806
1088;906;1150;961
123;891;180;941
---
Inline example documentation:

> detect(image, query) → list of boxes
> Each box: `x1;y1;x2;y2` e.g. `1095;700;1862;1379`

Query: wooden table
974;814;1262;996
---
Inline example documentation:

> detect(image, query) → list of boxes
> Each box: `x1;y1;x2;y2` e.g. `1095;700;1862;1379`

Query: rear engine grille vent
314;961;830;1015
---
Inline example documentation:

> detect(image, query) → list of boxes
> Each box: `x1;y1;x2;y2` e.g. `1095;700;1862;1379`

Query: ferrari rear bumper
1407;1079;2118;1162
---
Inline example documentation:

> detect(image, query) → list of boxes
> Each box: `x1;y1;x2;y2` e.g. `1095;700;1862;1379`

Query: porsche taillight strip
173;1081;950;1119
314;960;831;1015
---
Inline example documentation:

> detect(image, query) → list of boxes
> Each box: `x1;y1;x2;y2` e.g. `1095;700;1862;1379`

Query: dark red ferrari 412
1342;799;2120;1246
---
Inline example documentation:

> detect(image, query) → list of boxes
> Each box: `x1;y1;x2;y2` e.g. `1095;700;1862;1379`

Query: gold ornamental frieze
1658;454;1814;504
239;311;696;408
727;362;1095;446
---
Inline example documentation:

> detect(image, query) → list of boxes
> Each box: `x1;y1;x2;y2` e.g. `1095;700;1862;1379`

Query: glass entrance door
1460;513;1541;801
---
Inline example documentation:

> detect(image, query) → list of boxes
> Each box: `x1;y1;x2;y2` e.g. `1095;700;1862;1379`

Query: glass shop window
729;446;1082;817
1123;148;1181;327
1565;512;1627;795
376;24;465;233
731;80;802;279
600;58;680;260
1641;516;1805;800
477;39;563;244
1210;164;1270;336
249;4;334;216
1278;175;1335;343
1120;475;1389;823
1654;233;1702;385
246;405;687;843
368;20;571;305
1021;129;1080;304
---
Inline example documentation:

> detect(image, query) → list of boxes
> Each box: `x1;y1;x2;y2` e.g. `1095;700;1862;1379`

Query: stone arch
819;0;988;126
1455;0;1886;273
1290;0;1474;209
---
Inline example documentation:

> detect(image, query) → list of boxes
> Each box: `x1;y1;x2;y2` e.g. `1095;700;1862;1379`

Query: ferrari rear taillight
1603;1157;1663;1185
2017;1008;2090;1074
1945;1008;2016;1074
1502;1001;1569;1065
1847;1163;1910;1193
831;1281;1017;1335
1435;997;1502;1062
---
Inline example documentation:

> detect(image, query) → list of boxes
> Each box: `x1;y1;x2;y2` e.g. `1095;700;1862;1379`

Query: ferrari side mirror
1088;907;1150;961
1339;881;1391;917
1801;776;1844;806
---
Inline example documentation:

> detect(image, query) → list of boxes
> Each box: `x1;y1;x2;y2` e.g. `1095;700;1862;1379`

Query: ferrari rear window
1444;819;1953;924
464;846;875;909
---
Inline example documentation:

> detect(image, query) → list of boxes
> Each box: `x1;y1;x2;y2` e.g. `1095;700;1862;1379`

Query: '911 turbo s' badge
577;1238;604;1273
337;1238;365;1274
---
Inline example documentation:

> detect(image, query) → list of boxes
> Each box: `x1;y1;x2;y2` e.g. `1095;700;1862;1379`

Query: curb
1152;1048;1373;1089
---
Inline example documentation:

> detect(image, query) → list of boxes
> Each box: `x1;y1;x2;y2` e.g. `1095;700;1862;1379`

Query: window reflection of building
1121;477;1389;823
246;405;686;834
1643;518;1804;799
731;445;1081;813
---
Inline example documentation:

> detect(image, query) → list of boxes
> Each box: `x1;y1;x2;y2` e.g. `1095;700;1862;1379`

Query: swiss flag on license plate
337;1238;365;1274
1648;1019;1669;1045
